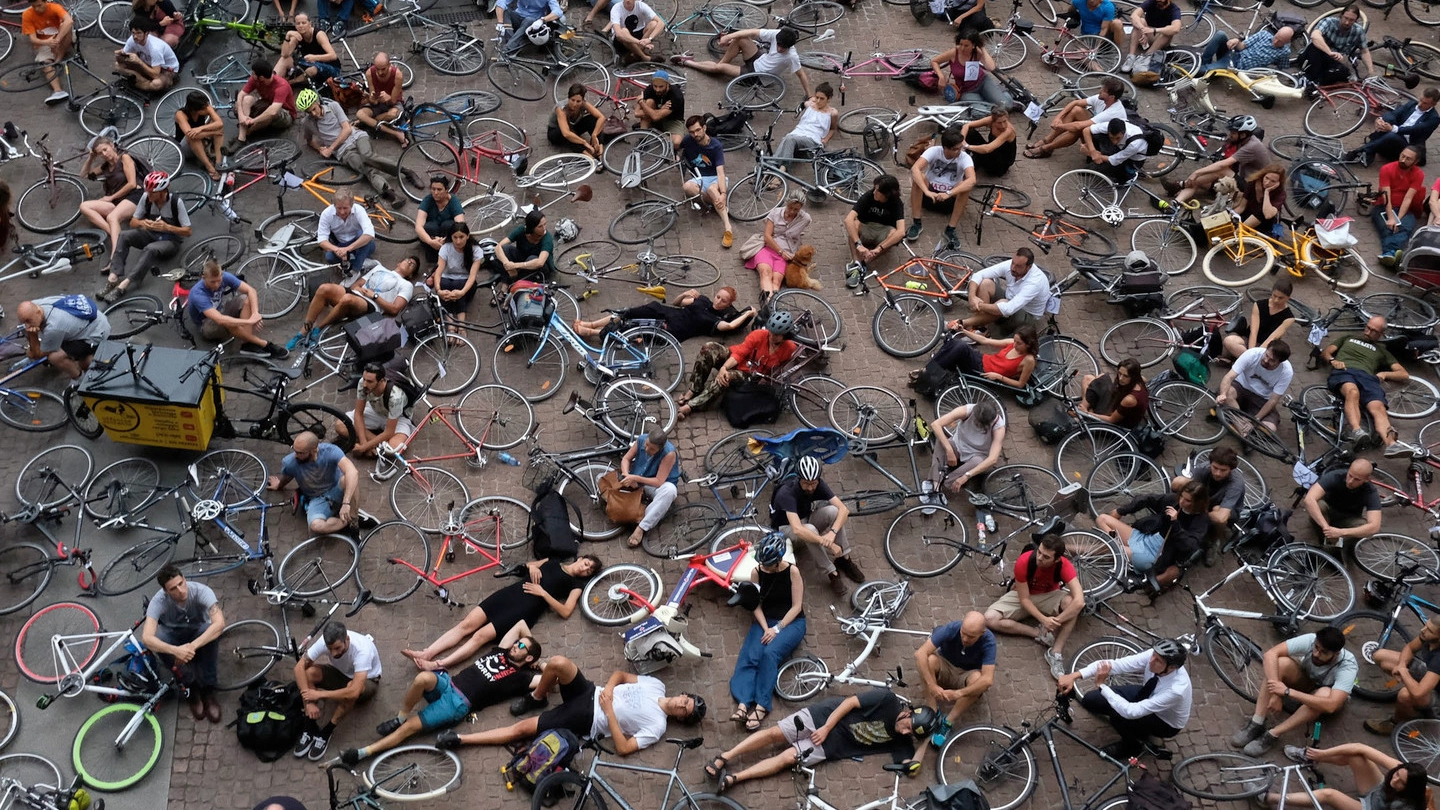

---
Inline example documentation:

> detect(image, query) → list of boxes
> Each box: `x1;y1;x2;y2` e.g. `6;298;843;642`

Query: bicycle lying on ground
530;734;738;810
775;579;931;700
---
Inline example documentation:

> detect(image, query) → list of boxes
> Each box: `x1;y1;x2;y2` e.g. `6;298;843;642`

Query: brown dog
783;245;821;290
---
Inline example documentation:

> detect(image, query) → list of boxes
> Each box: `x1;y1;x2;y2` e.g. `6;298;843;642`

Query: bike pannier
507;284;555;329
1028;402;1073;445
1120;270;1164;294
529;477;581;559
344;313;404;363
233;680;303;763
1127;772;1191;810
502;728;581;792
723;380;784;428
926;780;990;810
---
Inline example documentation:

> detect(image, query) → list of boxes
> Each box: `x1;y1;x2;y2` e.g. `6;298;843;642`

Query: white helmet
525;19;551;45
554;217;580;242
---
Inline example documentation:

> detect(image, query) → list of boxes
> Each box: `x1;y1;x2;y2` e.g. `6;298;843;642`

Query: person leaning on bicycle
334;362;416;459
1322;315;1410;452
1055;638;1192;760
1199;22;1295;74
1162;115;1272;205
267;430;363;536
1231;627;1358;757
1365;615;1440;737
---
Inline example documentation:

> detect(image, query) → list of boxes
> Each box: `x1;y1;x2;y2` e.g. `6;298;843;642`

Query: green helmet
296;88;320;112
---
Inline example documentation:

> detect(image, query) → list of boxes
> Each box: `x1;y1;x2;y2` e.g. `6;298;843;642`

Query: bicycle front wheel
0;543;55;617
1303;243;1370;290
609;201;677;244
213;618;282;690
650;255;721;287
1172;753;1273;800
0;389;66;432
1206;624;1264;702
1351;533;1440;582
18;445;92;509
1041;217;1116;257
239;254;305;319
84;457;162;520
790;374;846;429
774;656;830;702
786;0;844;29
601;129;673;176
1100;317;1174;368
103;294;162;339
1130;219;1198;275
1084;452;1169;519
581;563;661;625
725;72;787;108
457;384;534;449
279;533;359;597
356;521;430;604
937;726;1036;810
280;403;356;455
555;460;621;542
73;703;162;791
1384;376;1440;420
1264;544;1354;621
603;327;683;395
820;156;885;204
391;467;469;533
423;31;487;75
79;93;144;139
487;59;547;100
1305;89;1369;139
409;333;481;397
872;294;942;358
1392;720;1440;784
829;386;908;450
1061;34;1121;73
366;746;464;801
884;505;966;578
772;289;842;346
1054;424;1133;485
187;448;268;505
979;28;1027;71
1218;407;1292;461
397;139;464;201
1397;37;1440;77
1335;609;1414;702
642;502;724;558
1051;169;1117;219
726;172;785;222
17;175;85;233
14;601;100;681
1068;636;1145;698
97;537;177;597
493;330;567;402
1148;379;1223;444
1202;235;1276;287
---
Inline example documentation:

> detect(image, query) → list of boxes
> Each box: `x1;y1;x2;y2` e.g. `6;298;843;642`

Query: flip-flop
704;755;729;781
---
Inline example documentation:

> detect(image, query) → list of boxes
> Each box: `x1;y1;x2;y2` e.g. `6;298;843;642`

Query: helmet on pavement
1153;638;1187;668
796;455;821;481
1228;115;1259;133
754;531;787;566
143;171;169;192
295;88;320;111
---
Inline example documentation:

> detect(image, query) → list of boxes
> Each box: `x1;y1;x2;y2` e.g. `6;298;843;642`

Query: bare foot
627;526;644;548
401;648;425;662
414;656;443;671
676;404;691;421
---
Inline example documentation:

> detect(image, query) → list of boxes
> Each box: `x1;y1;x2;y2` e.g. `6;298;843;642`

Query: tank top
99;153;145;198
1115;383;1149;429
947;409;1001;462
367;65;400;100
980;342;1024;378
174;107;212;140
631;439;680;485
1254;303;1294;342
951;60;988;94
298;31;328;59
756;563;801;622
789;104;832;145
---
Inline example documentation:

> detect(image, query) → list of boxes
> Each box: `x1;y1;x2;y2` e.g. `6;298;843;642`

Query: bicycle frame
1007;707;1137;810
794;761;913;810
568;740;710;810
389;502;510;605
527;312;654;380
39;625;167;705
190;466;278;569
619;537;755;617
976;188;1098;255
374;407;483;482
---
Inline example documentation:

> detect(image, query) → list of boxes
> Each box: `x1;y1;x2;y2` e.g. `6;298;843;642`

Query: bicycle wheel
1167;284;1241;317
1172;753;1273;800
829;386;908;450
213;619;282;691
235;254;303;319
1398;37;1440;77
79;93;144;139
884;505;966;578
73;703;162;791
459;495;531;552
557;240;622;276
1394;720;1440;786
279;403;355;455
532;770;607;810
1051;169;1117;220
1065;529;1122;597
554;460;621;542
1033;335;1098;394
774;655;829;702
1218;407;1292;461
456;385;533;450
0;692;18;749
0;59;52;92
0;388;66;432
1264;544;1354;621
601;129;673;175
873;295;942;358
96;0;132;42
1206;623;1264;702
937;725;1036;810
800;51;846;71
84;456;161;520
391;467;469;533
97;537;176;597
787;0;844;29
1061;34;1120;73
1304;89;1368;138
434;89;503;118
703;429;775;476
186;448;267;505
487;59;547;100
726;172;785;223
978;28;1028;71
581;563;660;625
771;289;842;345
1202;235;1276;287
122;136;182;180
976;464;1062;514
408;333;481;398
725;72;786;109
1044;218;1116;257
599;327;682;395
837;106;899;135
596;377;676;439
493;330;567;402
17;175;85;232
0;543;53;617
1150;380;1222;445
1130;219;1198;275
65;385;102;440
15;601;101;683
552;61;612;105
609;201;677;244
1054;424;1133;485
820;156;884;204
1067;636;1145;698
423;31;487;75
1386;376;1439;420
789;375;846;429
642;502;724;558
17;445;92;509
649;255;720;287
1352;533;1440;582
1139;121;1185;178
1288;159;1351;215
355;521;430;605
1362;292;1438;332
1085;452;1168;518
459;191;519;235
396;139;464;202
1335;609;1414;702
1100;317;1174;368
278;533;358;597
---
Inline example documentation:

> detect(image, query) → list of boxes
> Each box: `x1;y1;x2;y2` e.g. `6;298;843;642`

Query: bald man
1323;315;1409;451
16;295;111;379
913;611;996;747
266;431;360;534
357;51;406;146
1303;458;1383;549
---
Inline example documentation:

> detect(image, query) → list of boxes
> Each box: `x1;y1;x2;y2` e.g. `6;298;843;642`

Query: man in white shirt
317;190;377;270
437;656;705;756
1217;341;1294;430
286;256;419;349
1025;77;1126;158
905;128;975;250
115;17;177;91
294;622;382;762
955;248;1047;337
607;0;662;61
673;27;811;100
1057;639;1192;759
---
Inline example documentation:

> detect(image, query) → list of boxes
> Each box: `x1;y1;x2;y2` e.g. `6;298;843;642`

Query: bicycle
485;22;616;101
169;5;289;63
972;183;1117;258
836;100;989;168
782;720;929;810
0;758;101;810
340;0;489;77
799;38;934;78
210;578;371;690
530;735;741;810
0;327;78;433
977;0;1122;73
1099;295;1236;369
556;239;723;297
1051;170;1203;273
394;113;531;203
0;229;107;286
725;122;885;220
0;445;103;614
271;159;419;245
1201;210;1372;289
662;0;767;51
1172;752;1328;808
324;747;464;807
0;37;149;138
1334;552;1440;701
1304;74;1418;139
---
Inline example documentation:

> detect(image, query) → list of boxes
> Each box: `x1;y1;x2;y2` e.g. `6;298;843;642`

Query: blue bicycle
0;327;69;432
1337;548;1440;702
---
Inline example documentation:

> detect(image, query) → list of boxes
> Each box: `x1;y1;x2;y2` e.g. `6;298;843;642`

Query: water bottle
497;452;520;466
221;171;234;188
905;280;927;290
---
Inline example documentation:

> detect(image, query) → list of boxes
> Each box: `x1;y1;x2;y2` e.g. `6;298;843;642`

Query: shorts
362;401;416;437
986;588;1066;621
315;664;380;702
536;671;596;736
746;246;787;274
921;183;957;214
296;59;342;80
361;101;398;117
34;28;61;63
858;221;893;249
934;658;981;690
694;175;721;193
740;55;758;75
1232;383;1269;417
303;483;345;524
417;671;472;730
778;708;829;765
347;289;384;314
991;309;1039;340
1328;369;1388;408
1128;530;1165;573
59;340;99;362
198;295;245;342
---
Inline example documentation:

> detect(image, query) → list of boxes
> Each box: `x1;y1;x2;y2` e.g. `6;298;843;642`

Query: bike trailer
1398;226;1440;291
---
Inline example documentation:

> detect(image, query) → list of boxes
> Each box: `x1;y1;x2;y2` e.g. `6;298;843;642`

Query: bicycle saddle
1030;514;1066;541
666;737;704;749
882;763;912;773
260;362;303;380
1013;19;1035;34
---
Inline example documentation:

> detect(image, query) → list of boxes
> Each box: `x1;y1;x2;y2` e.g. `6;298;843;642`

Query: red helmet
143;170;170;192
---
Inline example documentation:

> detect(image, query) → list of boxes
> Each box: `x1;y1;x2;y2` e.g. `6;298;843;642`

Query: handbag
905;135;934;167
739;233;766;260
596;470;645;525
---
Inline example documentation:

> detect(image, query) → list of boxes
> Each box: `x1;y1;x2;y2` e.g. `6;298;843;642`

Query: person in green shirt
1322;316;1408;451
494;210;555;284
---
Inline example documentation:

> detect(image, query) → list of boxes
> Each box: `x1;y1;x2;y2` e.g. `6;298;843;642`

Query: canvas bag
597;470;645;524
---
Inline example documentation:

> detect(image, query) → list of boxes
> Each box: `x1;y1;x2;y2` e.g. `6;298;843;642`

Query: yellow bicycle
1200;211;1370;289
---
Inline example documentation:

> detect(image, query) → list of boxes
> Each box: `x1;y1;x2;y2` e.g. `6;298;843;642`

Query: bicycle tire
391;466;469;533
1084;452;1169;518
787;0;844;29
979;28;1028;71
397;138;464;201
649;254;720;286
551;61;612;106
937;725;1036;810
533;770;607;810
1289;159;1352;216
642;502;724;558
1217;406;1292;461
455;384;533;450
837;106;899;135
1385;376;1439;419
1304;89;1369;138
1206;623;1264;702
1263;543;1355;621
459;191;520;235
408;332;481;398
372;209;419;245
0;388;67;432
278;533;358;598
1067;636;1146;698
17;445;92;509
872;294;943;358
353;521;429;605
1393;719;1440;784
493;329;567;402
1065;529;1122;598
557;240;622;276
435;89;503;118
601;129;672;175
884;504;966;578
935;381;1003;423
0;690;17;750
1034;335;1098;394
238;254;305;319
72;703;162;791
0;60;52;92
0;543;54;618
1172;752;1273;800
213;618;282;690
1061;34;1121;73
1155;48;1201;88
423;31;487;75
84;456;162;520
1351;533;1440;582
609;201;678;244
771;289;842;345
704;428;775;476
123;135;182;178
774;655;830;702
596;326;682;395
1051;168;1117;219
725;72;786;109
173;554;249;579
15;601;101;682
186;448;267;505
281;403;356;455
1100;317;1174;368
17;175;85;233
79;93;145;139
65;385;102;440
97;536;177;596
1167;284;1241;316
1130;218;1198;275
1307;242;1372;290
789;374;846;429
1139;121;1186;178
1361;292;1438;332
820;155;884;205
799;50;845;71
581;563;660;625
828;385;908;450
554;459;620;542
1335;609;1414;702
596;376;676;438
1398;38;1440;78
1149;380;1222;444
488;59;547;101
522;153;597;192
726;171;786;222
96;0;132;43
1202;235;1276;287
1054;424;1133;484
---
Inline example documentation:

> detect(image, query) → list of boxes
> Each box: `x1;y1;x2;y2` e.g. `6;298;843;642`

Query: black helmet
681;693;706;724
1153;638;1187;668
755;531;787;566
910;705;941;737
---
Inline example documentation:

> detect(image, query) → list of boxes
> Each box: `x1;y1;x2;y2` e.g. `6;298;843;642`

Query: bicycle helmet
295;87;320;112
754;530;787;566
1153;638;1188;668
1228;115;1259;133
143;170;170;192
796;455;822;481
1125;249;1150;269
554;217;580;242
765;309;795;337
525;19;551;45
910;705;940;738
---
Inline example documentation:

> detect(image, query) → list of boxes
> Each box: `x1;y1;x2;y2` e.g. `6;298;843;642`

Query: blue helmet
755;531;787;566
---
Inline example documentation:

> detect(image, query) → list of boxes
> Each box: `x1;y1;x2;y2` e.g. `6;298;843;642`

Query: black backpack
926;781;989;810
705;109;752;137
1125;116;1167;157
1127;773;1191;810
723;380;783;428
528;477;581;559
233;680;304;762
1027;403;1073;444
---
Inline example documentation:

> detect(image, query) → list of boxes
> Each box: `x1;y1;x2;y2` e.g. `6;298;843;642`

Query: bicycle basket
522;453;561;493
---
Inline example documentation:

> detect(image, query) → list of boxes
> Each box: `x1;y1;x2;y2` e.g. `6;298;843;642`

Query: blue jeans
729;617;806;712
1199;31;1238;73
502;10;543;54
1372;206;1416;254
325;234;376;270
318;0;354;21
154;623;219;691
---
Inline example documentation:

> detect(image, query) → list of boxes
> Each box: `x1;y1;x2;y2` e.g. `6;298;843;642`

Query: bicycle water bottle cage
620;153;644;189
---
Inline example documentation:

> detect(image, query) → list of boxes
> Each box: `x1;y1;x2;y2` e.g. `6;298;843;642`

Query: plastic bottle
497;452;520;466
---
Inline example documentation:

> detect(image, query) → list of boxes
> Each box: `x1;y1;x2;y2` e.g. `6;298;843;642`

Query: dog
783;245;822;290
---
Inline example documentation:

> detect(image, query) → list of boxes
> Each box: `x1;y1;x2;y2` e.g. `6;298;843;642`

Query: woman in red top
677;311;798;418
911;325;1039;390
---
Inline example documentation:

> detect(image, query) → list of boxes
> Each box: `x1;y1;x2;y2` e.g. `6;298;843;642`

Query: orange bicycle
857;243;986;358
973;183;1116;257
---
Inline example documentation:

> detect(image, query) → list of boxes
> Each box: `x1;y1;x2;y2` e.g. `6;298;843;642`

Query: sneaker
435;730;462;749
920;480;938;515
308;733;331;761
1203;539;1220;568
240;342;269;355
905;220;923;242
285;332;308;351
340;748;363;766
1034;628;1055;647
828;572;849;598
509;692;550;716
1121;54;1136;72
1044;649;1066;680
1349;428;1371;452
1283;745;1313;764
722;230;733;249
97;285;122;305
1242;732;1277;757
265;342;289;359
44;90;69;105
380;187;405;209
834;556;865;584
845;261;864;289
376;716;404;736
943;226;959;250
1365;717;1397;735
1381;251;1398;269
331;19;346;37
930;718;953;748
293;731;315;758
1230;721;1264;749
1393;249;1404;267
1342;149;1362;163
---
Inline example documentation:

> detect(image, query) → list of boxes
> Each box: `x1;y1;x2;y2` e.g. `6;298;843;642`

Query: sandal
718;772;737;794
730;705;749;723
704;755;729;781
744;707;768;731
1023;146;1051;159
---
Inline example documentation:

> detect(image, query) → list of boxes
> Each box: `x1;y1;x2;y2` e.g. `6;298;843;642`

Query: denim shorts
417;672;472;730
1129;530;1165;573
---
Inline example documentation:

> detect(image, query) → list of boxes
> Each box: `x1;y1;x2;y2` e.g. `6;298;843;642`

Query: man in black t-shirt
635;70;684;132
844;175;905;286
1302;458;1383;548
339;626;542;765
673;116;734;248
1367;615;1440;735
1123;0;1181;73
770;456;863;598
571;286;755;342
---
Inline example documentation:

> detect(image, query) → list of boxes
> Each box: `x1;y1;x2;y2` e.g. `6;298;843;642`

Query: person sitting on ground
984;533;1085;679
930;0;992;31
335;362;415;459
634;69;684;132
16;295;110;379
619;428;680;549
356;52;407;146
1216;340;1294;432
97;170;191;304
1272;744;1431;810
315;190;378;272
914;612;996;747
573;287;752;342
21;0;74;105
1080;358;1149;429
430;224;483;328
746;194;811;299
729;532;805;733
142;566;226;724
276;13;340;87
1071;0;1123;44
704;689;929;792
1324;315;1409;451
285;255;418;350
1079;117;1150;184
267;431;361;535
1121;0;1180;73
548;84;607;158
114;17;178;91
914;324;1039;392
961;248;1046;337
493;0;564;55
292;621;381;762
1297;4;1373;87
960;108;1017;177
1199;23;1295;73
1057;639;1193;759
230;59;296;151
1164;115;1272;204
1097;482;1210;589
672;27;812;100
769;455;864;599
438;659;705;756
1365;615;1440;736
670;115;734;249
1350;88;1439;168
773;84;839;165
929;30;1014;111
76;136;142;278
414;177;463;263
925;400;1005;503
1231;627;1358;756
1170;443;1249;565
186;259;287;358
1375;146;1426;267
676;310;798;419
1222;278;1295;361
296;88;405;208
493;210;556;284
402;556;601;671
134;0;185;48
1430;176;1440;227
172;91;225;181
339;626;543;765
844;175;906;283
606;0;663;61
905;127;976;251
1025;77;1126;159
1303;457;1383;549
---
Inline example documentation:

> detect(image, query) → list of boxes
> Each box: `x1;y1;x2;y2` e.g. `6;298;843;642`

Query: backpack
1125;116;1167;157
386;375;422;420
1131;421;1167;458
528;477;581;559
926;780;989;810
344;313;404;363
1127;772;1191;810
723;380;784;428
1027;402;1073;445
507;285;555;329
502;728;582;793
233;680;303;762
704;109;752;137
49;294;99;322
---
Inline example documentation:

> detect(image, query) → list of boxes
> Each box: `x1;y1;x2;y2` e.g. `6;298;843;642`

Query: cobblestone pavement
0;1;1437;808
